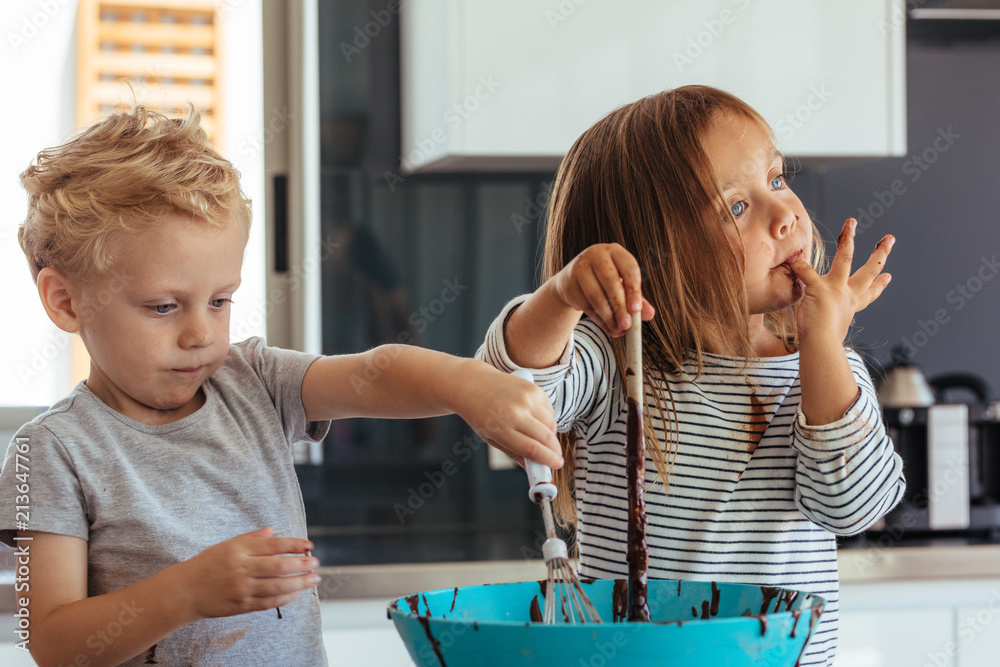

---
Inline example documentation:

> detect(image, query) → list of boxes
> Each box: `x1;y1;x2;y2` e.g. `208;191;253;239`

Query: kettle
876;345;936;408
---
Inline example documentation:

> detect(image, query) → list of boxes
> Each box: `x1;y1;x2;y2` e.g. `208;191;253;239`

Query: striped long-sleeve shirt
477;296;905;667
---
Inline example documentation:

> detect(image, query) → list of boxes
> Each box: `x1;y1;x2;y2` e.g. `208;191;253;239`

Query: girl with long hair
478;85;905;666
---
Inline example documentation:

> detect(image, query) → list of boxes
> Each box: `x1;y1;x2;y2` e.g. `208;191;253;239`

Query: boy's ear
36;268;85;333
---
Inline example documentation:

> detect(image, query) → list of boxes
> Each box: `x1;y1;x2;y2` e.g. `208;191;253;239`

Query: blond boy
1;107;562;666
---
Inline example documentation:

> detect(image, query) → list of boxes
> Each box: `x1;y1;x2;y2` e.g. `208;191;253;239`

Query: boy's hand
178;527;319;621
451;361;563;469
553;243;656;338
790;219;894;346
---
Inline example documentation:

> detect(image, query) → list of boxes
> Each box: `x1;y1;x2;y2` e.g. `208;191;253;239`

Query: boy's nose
180;314;214;349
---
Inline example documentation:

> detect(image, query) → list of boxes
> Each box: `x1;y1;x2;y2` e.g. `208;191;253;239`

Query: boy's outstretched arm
301;346;563;468
23;528;317;667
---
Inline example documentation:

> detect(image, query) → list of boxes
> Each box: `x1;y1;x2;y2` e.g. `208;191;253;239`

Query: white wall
0;0;267;408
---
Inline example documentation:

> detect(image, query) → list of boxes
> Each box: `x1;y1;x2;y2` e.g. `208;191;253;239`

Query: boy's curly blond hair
18;105;252;283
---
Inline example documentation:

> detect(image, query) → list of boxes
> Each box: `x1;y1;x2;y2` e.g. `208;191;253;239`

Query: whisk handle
511;369;559;504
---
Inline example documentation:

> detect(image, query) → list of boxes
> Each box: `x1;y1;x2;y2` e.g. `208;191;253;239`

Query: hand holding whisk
512;369;602;624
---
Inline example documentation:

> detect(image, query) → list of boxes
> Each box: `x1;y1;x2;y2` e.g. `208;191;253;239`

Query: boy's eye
730;200;746;217
210;298;231;308
148;304;174;315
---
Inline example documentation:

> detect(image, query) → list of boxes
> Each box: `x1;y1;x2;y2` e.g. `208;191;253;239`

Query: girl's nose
770;199;797;239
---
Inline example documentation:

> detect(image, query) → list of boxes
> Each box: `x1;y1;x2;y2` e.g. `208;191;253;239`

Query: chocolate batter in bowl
388;578;825;666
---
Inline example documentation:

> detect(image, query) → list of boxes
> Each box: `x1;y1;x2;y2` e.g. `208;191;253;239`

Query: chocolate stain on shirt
743;377;768;454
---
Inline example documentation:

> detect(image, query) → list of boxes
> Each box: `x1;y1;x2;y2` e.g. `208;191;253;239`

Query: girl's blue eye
771;174;785;190
730;201;746;217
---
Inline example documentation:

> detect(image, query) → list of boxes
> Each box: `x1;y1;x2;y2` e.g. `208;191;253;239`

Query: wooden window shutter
76;0;224;146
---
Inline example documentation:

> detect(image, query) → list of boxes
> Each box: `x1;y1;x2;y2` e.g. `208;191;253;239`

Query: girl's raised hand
789;218;894;345
553;243;656;337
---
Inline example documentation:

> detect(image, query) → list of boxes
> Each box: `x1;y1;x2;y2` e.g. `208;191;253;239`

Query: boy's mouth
173;366;204;375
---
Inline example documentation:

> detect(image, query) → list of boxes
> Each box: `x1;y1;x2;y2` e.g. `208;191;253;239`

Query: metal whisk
512;369;602;624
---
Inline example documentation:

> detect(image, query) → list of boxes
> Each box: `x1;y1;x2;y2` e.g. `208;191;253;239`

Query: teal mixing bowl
387;578;824;666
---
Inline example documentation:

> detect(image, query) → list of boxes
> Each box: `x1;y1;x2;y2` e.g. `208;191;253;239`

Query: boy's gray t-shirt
0;337;331;666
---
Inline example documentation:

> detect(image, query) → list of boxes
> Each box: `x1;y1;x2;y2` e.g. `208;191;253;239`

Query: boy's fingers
252;573;319;598
252;555;320;578
501;428;562;469
830;218;857;282
248;537;315;556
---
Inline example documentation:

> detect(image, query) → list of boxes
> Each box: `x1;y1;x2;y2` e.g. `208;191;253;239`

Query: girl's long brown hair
543;85;824;529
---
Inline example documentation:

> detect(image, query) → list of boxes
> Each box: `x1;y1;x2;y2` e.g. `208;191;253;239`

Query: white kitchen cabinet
956;601;1000;667
836;608;955;667
400;0;907;172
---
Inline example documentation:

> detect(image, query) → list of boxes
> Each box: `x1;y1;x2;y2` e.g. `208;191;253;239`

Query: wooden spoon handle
624;312;650;622
625;313;642;402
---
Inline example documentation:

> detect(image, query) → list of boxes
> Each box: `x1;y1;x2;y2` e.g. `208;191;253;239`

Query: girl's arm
22;528;317;667
787;218;904;534
300;346;563;468
503;243;655;368
790;354;906;535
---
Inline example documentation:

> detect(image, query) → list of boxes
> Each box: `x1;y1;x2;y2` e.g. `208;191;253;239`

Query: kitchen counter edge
313;543;1000;601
